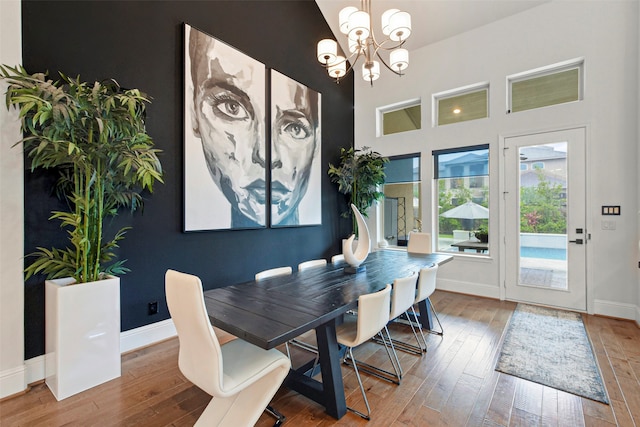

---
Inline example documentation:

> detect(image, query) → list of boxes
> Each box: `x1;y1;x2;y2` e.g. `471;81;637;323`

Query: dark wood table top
203;250;453;350
451;240;489;251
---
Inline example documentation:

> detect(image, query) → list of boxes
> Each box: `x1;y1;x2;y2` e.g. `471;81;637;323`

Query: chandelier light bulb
389;11;412;42
362;61;380;82
390;48;409;72
328;56;347;79
381;9;400;36
317;39;337;65
339;6;358;34
348;10;371;42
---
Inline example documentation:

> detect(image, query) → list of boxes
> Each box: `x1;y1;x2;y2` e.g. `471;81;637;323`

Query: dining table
202;249;453;419
451;239;489;253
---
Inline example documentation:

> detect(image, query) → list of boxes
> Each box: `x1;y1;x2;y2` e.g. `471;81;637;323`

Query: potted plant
1;65;163;400
328;146;388;234
474;225;489;243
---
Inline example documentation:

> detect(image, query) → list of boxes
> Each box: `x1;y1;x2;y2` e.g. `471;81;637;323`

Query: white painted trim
0;364;26;398
635;305;640;328
25;355;44;385
593;299;637;321
120;318;177;354
437;278;500;300
20;319;177;387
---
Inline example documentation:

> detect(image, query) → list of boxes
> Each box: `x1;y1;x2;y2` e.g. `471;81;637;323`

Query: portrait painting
184;24;267;231
270;70;322;227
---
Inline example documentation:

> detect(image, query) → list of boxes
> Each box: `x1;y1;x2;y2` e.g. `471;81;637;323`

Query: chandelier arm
367;25;407;52
370;37;407;52
322;47;365;82
375;49;403;76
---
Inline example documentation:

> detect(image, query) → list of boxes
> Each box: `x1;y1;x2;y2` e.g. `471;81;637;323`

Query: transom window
379;99;421;136
508;59;584;113
433;83;489;126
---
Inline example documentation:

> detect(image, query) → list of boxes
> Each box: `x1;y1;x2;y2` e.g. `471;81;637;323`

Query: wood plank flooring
2;291;639;426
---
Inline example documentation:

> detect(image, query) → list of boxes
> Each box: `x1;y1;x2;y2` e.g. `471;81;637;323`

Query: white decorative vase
342;204;371;272
45;276;121;400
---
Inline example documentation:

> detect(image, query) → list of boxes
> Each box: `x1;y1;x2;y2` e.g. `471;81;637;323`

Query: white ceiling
315;0;549;55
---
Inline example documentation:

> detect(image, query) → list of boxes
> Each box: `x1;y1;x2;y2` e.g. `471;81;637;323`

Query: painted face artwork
271;71;319;225
189;27;266;227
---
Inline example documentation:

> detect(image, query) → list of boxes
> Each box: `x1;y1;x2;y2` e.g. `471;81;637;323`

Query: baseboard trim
0;363;26;399
437;278;500;299
120;318;177;354
15;319;177;392
636;305;640;328
593;299;637;321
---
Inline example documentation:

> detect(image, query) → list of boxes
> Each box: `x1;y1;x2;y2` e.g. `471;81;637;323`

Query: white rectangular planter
45;276;121;400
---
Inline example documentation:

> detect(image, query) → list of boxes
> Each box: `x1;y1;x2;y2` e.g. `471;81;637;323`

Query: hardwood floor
2;291;639;426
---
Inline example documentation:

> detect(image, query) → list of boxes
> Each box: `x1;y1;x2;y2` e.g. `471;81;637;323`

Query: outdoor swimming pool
520;246;567;260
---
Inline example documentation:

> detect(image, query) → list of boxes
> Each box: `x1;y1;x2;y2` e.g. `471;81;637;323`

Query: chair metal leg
428;299;444;336
286;338;319;377
344;330;402;385
383;326;403;379
265;405;286;427
285;342;291;360
373;311;426;355
344;347;371;420
290;338;318;354
409;306;428;351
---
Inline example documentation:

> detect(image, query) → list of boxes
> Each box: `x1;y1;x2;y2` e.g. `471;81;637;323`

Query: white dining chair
415;264;443;337
298;259;327;271
165;269;290;427
331;254;345;264
407;231;432;254
335;284;392;420
255;265;318;364
355;273;419;384
392;264;442;354
255;266;292;281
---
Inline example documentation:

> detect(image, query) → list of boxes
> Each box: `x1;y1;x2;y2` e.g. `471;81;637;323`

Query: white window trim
432;81;490;127
376;98;421;138
506;57;585;114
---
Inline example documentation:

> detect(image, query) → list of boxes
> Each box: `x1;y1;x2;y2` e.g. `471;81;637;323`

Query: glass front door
503;128;586;311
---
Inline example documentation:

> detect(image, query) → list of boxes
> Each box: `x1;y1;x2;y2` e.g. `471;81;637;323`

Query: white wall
0;0;26;398
354;1;639;317
637;0;640;327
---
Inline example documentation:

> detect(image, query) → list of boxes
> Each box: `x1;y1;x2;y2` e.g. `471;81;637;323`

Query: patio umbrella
440;201;489;231
440;201;489;219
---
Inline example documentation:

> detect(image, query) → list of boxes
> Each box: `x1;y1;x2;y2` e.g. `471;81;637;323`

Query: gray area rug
495;303;609;404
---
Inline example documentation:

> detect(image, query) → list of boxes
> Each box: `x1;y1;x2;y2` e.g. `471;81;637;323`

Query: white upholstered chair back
298;259;327;271
416;264;438;304
390;273;419;320
165;269;225;397
255;266;292;280
407;232;432;254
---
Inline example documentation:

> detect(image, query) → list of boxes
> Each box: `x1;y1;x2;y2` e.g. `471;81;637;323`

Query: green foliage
328;146;388;232
1;65;164;283
473;225;488;243
520;169;566;233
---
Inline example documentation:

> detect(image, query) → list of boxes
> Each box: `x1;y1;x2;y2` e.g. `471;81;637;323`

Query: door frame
498;125;593;313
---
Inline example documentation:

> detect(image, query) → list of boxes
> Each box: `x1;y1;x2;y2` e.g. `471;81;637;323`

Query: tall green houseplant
328;146;388;233
1;65;163;284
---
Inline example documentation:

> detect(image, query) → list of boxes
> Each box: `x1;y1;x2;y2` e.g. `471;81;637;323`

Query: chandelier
316;0;412;85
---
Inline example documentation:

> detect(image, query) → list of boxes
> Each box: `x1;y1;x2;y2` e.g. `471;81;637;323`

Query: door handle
569;239;584;244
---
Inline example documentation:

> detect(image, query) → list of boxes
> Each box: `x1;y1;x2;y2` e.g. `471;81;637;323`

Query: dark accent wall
21;0;354;359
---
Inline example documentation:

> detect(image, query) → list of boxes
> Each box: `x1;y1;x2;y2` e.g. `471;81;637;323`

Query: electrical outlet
148;301;158;315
